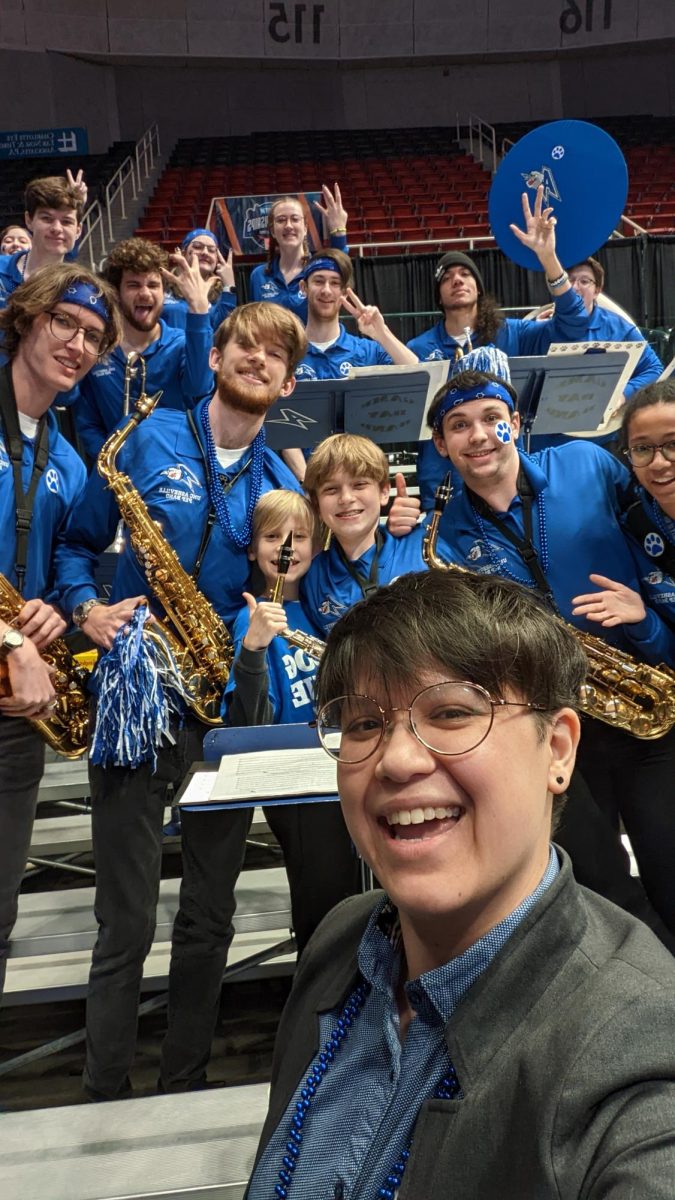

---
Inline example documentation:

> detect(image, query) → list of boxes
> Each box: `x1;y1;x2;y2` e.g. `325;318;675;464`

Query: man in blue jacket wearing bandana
388;353;675;951
162;227;237;332
59;302;307;1100
0;263;120;1000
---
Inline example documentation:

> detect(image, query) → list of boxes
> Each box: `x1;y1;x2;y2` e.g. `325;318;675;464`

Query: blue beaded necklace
649;495;675;546
200;402;266;549
471;477;551;591
273;979;461;1200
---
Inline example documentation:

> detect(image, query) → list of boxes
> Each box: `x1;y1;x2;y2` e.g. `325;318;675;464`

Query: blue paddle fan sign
488;120;628;271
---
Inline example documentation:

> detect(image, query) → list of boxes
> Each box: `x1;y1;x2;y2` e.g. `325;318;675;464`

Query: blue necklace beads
200;402;265;549
273;979;461;1200
649;495;675;547
472;490;551;588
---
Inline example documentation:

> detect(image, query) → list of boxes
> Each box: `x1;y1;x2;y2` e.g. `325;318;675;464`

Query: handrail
105;155;137;244
135;123;161;191
468;112;498;175
350;233;496;257
77;198;106;269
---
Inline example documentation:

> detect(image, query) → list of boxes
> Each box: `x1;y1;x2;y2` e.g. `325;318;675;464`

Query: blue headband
60;281;110;322
181;228;217;250
432;380;515;431
302;256;342;281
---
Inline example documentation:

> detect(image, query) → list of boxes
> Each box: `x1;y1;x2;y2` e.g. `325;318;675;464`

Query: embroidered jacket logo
158;462;204;503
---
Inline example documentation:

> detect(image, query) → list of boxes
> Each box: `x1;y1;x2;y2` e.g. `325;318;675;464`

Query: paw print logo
495;421;512;444
45;468;60;494
338;361;351;377
551;145;565;160
644;531;665;557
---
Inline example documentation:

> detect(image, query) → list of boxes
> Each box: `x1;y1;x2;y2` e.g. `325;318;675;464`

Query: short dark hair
427;369;518;429
569;256;605;290
619;379;675;455
0;263;121;359
316;570;586;720
24;175;84;221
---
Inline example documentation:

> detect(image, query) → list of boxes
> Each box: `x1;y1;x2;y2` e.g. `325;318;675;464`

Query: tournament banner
489;120;628;271
0;127;89;160
208;191;324;255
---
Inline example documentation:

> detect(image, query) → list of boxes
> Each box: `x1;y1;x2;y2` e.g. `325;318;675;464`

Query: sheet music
350;361;450;440
546;341;643;433
180;747;338;807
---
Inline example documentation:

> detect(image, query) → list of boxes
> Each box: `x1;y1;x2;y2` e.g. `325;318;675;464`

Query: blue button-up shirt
248;848;559;1200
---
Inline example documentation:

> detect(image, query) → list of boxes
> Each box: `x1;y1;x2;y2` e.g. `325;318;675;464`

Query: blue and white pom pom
90;603;185;771
449;346;511;383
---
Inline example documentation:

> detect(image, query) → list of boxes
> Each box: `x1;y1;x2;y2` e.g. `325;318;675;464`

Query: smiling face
439;264;479;314
337;667;575;960
627;402;675;518
16;300;105;393
270;199;307;255
434;396;520;497
301;268;344;323
209;331;295;416
186;236;218;279
25;206;81;257
1;225;31;255
118;269;164;334
315;468;389;559
249;514;315;591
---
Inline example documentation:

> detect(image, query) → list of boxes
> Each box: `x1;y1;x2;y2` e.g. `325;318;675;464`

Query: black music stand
509;351;629;452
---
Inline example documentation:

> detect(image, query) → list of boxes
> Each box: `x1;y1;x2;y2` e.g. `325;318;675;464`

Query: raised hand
313;183;348;234
509;184;558;264
341;287;387;341
66;168;88;208
161;249;211;314
571;574;647;628
214;248;235;289
388;472;422;537
241;594;289;652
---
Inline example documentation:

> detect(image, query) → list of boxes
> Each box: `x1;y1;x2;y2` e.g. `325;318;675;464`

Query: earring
556;775;565;786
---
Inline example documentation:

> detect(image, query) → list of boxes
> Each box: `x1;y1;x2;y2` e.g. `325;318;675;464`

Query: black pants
0;717;45;1000
556;719;675;952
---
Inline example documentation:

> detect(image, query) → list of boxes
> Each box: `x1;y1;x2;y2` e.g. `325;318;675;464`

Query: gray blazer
248;852;675;1198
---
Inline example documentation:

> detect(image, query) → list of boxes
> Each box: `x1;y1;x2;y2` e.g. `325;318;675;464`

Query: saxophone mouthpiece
434;473;452;512
276;532;294;577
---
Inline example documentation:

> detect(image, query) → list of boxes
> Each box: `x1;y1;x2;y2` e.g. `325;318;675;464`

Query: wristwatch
72;598;105;628
0;627;25;660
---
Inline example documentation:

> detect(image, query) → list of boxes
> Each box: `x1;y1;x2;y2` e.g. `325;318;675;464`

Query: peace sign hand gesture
341;287;386;340
66;168;88;208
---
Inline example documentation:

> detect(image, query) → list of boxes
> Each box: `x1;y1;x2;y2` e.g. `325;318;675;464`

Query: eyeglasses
624;441;675;468
569;275;596;288
316;681;548;764
47;310;106;357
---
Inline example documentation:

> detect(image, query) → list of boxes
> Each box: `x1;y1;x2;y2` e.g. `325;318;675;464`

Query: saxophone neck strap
469;467;558;612
334;527;385;599
0;364;50;593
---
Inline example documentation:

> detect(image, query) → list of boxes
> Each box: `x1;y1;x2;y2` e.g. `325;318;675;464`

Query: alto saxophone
97;376;233;725
423;476;675;739
0;572;89;758
269;533;325;662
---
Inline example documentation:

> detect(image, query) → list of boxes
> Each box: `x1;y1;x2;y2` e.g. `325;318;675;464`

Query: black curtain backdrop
237;235;675;346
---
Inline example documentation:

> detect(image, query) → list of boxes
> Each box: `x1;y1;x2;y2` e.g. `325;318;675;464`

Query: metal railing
468;113;498;175
77;198;107;270
136;123;160;188
105;154;137;243
350;233;496;256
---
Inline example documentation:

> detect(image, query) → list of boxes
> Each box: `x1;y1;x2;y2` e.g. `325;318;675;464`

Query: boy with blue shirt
0;263;120;1000
0;171;87;310
294;249;418;383
302;432;453;636
69;237;215;460
388;360;675;947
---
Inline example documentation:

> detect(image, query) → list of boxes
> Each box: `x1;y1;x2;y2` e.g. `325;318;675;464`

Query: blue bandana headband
302;256;342;281
432;380;515;431
181;228;217;250
60;281;110;322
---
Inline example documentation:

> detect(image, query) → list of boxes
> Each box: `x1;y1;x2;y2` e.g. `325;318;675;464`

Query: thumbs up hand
388;472;422;537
